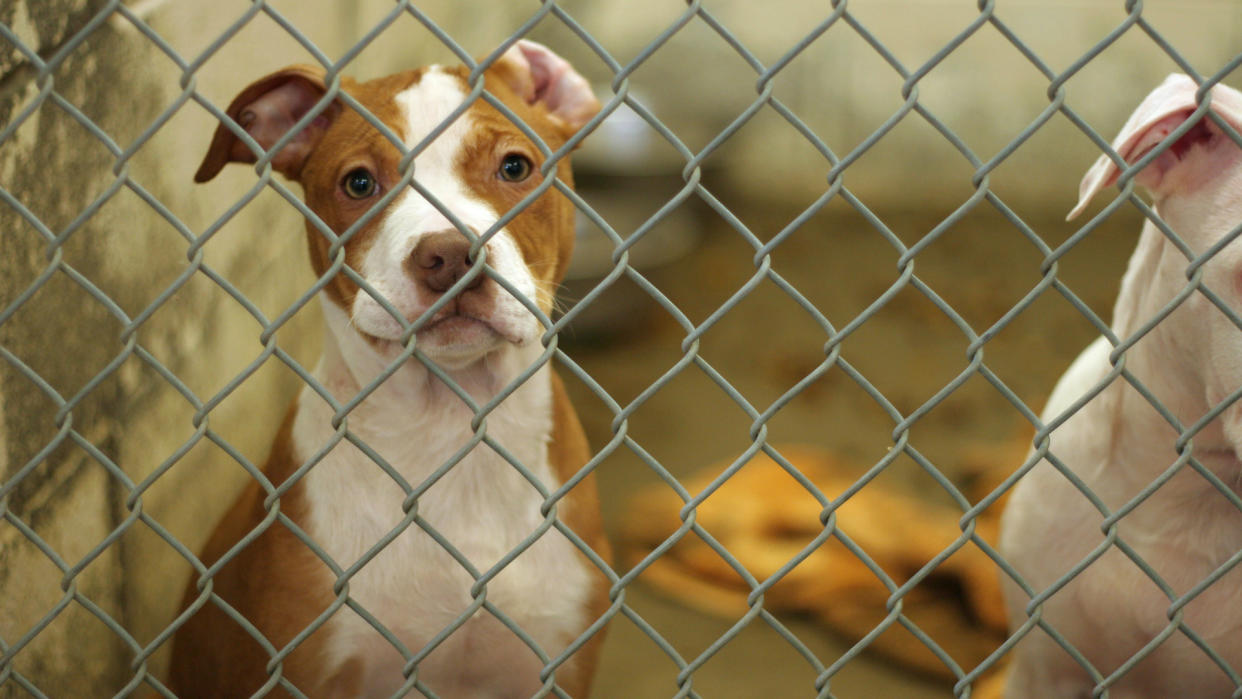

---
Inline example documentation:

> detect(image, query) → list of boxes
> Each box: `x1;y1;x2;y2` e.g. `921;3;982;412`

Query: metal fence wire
4;0;1242;697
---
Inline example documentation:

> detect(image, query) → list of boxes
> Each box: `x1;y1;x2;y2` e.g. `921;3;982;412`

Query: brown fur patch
167;404;342;697
298;69;424;312
546;369;611;695
454;63;581;306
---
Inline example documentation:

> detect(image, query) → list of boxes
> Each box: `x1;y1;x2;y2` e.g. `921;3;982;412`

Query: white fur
1001;75;1242;697
291;68;591;697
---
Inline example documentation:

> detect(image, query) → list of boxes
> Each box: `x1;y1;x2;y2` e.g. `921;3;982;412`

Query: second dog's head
196;41;599;371
1069;74;1242;444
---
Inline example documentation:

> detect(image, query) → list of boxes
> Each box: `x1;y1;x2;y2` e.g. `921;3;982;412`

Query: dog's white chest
293;364;591;697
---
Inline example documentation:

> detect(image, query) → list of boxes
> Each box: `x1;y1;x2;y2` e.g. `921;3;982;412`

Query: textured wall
3;2;156;694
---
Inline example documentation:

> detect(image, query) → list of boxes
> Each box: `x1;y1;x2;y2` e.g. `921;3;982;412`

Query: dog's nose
408;230;484;293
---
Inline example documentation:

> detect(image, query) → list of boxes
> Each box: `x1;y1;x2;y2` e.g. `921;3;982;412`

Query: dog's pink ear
494;40;600;134
195;65;340;183
1069;74;1242;220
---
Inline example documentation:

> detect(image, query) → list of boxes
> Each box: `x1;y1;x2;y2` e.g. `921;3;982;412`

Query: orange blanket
620;444;1020;696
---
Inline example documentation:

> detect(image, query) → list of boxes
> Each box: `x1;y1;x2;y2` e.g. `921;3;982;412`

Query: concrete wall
0;0;1238;694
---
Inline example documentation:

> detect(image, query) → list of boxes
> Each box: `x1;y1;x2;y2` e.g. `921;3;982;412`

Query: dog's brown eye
342;168;377;198
498;154;532;182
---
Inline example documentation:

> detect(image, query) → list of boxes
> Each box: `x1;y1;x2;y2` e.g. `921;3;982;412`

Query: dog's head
196;41;599;370
1069;74;1242;442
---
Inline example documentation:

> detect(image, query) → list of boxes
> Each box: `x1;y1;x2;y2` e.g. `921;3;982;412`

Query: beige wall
550;0;1242;213
0;0;1238;694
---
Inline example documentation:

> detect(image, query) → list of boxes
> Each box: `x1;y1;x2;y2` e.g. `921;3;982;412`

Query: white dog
1000;74;1242;697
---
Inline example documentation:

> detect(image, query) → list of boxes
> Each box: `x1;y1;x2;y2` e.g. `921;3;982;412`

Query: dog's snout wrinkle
409;230;483;294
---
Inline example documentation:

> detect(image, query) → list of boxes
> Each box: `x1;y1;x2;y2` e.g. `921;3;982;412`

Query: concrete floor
558;181;1138;698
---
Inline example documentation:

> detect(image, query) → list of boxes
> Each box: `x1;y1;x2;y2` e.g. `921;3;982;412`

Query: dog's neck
1105;200;1242;487
1112;219;1208;410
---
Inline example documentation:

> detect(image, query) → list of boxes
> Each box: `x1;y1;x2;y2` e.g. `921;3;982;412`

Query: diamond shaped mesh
3;1;1242;698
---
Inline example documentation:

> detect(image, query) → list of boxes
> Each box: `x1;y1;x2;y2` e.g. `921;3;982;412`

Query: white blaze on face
350;67;540;362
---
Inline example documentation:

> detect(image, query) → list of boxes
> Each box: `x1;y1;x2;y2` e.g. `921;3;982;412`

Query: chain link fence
3;0;1242;697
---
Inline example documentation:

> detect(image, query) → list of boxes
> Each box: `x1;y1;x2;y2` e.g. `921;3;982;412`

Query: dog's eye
342;168;378;199
498;154;532;183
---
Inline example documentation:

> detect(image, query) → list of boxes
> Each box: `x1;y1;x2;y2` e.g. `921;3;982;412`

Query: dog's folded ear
1069;73;1242;220
195;65;340;183
490;40;601;137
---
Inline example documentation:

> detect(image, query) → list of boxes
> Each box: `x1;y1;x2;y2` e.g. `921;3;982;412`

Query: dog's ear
491;40;600;136
1069;74;1242;220
195;65;340;183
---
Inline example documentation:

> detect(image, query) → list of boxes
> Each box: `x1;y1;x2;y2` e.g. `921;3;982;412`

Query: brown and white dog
167;41;610;698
